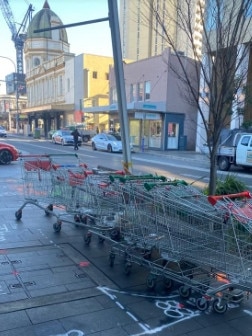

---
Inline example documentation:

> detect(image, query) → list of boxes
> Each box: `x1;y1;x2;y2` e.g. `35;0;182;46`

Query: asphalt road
5;134;252;190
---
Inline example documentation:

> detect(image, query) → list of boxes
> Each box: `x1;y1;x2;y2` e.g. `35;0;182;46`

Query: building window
59;76;63;95
92;71;98;79
67;78;70;92
34;57;40;66
105;72;109;80
137;82;144;101
111;87;117;104
130;83;137;102
144;81;151;100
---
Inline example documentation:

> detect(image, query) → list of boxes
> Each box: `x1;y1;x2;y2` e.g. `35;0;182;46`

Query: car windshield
107;134;121;141
61;131;71;136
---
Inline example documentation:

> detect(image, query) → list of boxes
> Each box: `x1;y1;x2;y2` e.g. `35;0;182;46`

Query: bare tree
141;0;252;194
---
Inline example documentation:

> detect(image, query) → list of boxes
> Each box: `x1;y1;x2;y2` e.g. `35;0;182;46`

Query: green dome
27;0;68;43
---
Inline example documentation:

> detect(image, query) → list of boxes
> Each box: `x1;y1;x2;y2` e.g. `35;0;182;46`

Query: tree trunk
208;152;218;195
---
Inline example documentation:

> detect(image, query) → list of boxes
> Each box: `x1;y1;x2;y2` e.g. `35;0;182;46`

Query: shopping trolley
15;153;88;231
87;179;252;313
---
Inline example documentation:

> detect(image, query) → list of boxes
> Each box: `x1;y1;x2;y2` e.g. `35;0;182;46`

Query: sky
0;0;114;93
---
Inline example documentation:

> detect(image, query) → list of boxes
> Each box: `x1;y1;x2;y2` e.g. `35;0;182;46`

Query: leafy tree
141;0;252;194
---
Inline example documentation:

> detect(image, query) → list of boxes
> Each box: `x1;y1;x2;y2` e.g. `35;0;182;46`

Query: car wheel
52;138;56;144
218;157;230;171
107;144;113;153
61;139;65;146
0;149;13;164
83;135;89;143
92;142;97;150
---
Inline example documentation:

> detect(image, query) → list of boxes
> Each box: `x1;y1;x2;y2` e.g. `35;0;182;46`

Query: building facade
21;1;113;138
0;94;27;132
84;48;198;151
119;0;203;61
22;0;75;136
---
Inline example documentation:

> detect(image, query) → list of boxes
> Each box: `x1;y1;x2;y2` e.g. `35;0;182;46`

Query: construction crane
0;0;34;75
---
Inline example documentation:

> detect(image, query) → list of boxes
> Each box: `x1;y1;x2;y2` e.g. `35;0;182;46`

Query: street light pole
0;55;19;134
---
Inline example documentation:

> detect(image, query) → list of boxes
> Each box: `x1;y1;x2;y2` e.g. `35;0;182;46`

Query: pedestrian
71;128;80;150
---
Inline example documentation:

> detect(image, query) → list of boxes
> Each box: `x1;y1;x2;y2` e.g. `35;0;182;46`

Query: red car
0;142;19;164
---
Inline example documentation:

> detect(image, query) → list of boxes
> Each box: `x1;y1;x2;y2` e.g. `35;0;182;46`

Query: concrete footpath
0;163;141;336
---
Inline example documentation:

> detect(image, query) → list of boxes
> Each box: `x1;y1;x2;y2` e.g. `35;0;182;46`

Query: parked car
51;130;82;146
0;142;19;164
91;132;134;153
0;126;7;138
64;125;96;143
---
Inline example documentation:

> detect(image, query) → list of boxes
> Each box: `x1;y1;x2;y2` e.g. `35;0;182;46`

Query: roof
27;0;68;43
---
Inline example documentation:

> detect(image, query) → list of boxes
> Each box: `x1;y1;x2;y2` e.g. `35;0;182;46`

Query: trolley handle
48;153;79;158
115;175;167;184
208;191;252;205
19;154;50;158
144;180;188;191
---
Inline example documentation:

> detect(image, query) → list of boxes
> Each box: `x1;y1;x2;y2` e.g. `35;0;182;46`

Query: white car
0;126;7;138
91;133;134;153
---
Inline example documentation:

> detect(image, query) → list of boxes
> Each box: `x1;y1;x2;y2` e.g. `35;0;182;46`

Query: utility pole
107;0;132;173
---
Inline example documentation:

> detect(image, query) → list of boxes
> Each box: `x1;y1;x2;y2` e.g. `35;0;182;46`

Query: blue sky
0;0;113;93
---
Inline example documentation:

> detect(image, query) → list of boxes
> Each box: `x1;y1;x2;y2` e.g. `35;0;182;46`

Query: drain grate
1;261;10;265
9;281;36;289
11;260;22;264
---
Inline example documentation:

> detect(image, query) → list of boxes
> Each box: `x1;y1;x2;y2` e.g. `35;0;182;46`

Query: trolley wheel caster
110;227;120;241
212;299;228;314
195;297;210;311
163;277;173;290
179;285;191;298
98;236;105;244
84;232;92;245
124;262;132;275
15;210;22;221
53;221;62;232
146;274;157;289
45;204;53;216
74;214;81;223
109;252;115;267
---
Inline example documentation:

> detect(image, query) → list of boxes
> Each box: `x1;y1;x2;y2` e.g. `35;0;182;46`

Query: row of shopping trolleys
15;153;252;314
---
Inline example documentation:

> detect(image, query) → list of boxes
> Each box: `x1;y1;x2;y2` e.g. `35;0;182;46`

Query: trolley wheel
143;250;152;260
109;252;115;267
163;277;173;290
146;274;157;289
212;299;228;314
84;232;92;245
110;227;121;241
80;215;87;224
53;221;62;232
195;297;210;311
124;262;132;275
178;285;191;298
45;204;53;216
15;210;22;221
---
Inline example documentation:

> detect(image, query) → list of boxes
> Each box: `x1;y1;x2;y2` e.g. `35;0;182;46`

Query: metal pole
108;0;132;173
0;55;19;133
